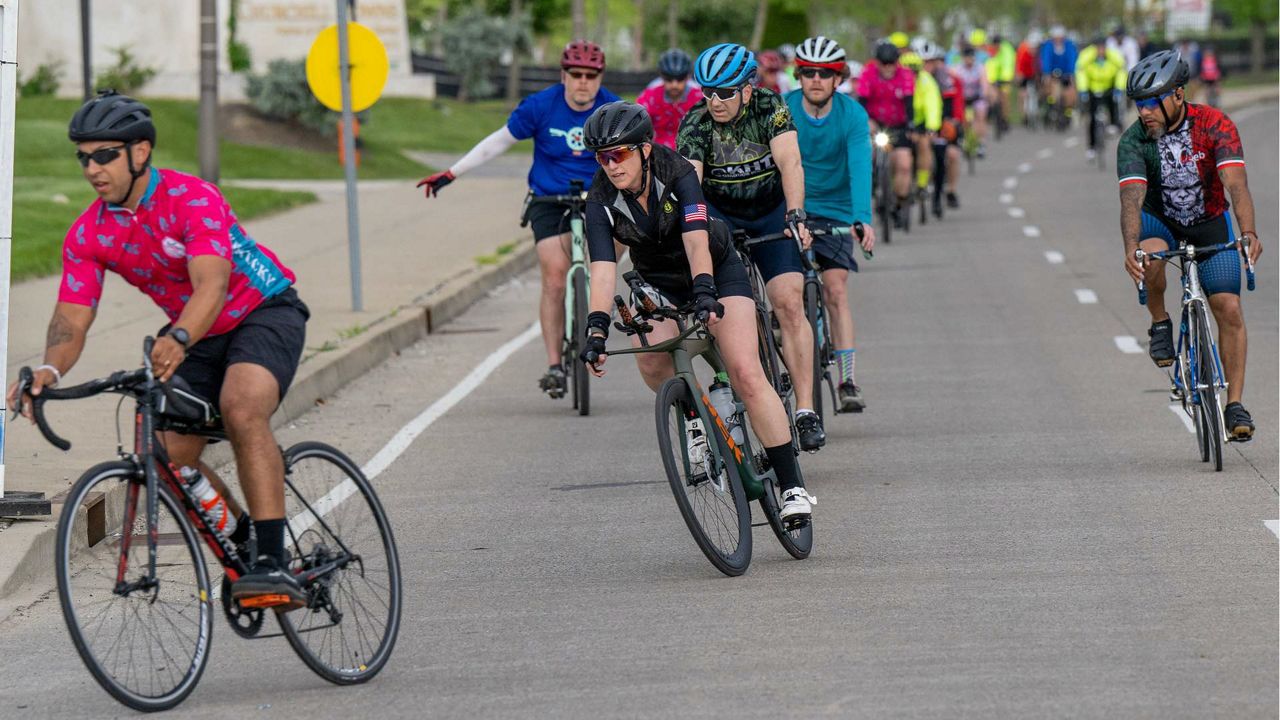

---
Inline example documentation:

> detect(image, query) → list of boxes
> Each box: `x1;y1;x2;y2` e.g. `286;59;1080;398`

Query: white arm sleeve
450;126;520;177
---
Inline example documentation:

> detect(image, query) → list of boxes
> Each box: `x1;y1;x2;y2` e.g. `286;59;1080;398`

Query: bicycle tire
1185;311;1211;462
740;411;813;559
655;377;753;576
877;157;894;245
804;279;824;423
278;442;403;684
56;461;212;713
1194;307;1223;471
571;266;591;416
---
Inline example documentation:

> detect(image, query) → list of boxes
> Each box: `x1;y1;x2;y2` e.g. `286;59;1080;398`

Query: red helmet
561;40;606;71
758;50;784;72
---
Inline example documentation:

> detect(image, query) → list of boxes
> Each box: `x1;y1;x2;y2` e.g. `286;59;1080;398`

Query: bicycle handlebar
13;365;150;452
1134;236;1257;305
733;222;871;260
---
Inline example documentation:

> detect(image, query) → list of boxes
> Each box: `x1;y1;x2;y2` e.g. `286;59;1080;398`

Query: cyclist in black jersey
579;102;814;522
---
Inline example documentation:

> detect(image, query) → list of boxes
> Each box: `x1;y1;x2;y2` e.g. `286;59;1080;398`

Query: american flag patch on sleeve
683;203;708;223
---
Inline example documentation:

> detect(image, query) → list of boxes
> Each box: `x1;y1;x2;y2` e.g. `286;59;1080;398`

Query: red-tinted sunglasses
595;144;641;167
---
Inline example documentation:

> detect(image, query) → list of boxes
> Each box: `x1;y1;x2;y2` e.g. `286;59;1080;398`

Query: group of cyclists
2;25;1262;616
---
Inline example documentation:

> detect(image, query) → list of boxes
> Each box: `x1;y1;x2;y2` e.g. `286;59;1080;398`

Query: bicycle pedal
782;516;811;531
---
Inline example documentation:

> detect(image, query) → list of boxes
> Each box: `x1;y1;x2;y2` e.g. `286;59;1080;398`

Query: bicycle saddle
158;376;221;428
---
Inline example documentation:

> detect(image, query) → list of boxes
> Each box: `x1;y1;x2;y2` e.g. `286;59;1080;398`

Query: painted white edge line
1036;148;1054;159
1008;207;1026;218
1265;520;1279;539
1044;250;1065;264
1003;177;1018;190
1074;289;1098;304
1022;225;1041;237
288;321;542;539
999;193;1014;204
1018;162;1033;173
1114;335;1142;353
1168;403;1196;434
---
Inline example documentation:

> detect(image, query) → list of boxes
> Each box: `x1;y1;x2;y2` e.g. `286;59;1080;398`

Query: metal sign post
336;0;362;312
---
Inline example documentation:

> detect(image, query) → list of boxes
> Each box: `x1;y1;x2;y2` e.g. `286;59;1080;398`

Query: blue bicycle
1136;236;1256;471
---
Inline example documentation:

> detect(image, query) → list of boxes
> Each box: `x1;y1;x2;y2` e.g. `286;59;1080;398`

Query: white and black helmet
795;36;846;65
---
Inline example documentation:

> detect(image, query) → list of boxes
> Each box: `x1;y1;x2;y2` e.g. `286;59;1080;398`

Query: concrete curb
0;240;537;616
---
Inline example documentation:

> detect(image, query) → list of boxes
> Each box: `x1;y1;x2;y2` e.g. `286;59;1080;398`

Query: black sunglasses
702;85;743;102
75;144;130;168
798;68;837;80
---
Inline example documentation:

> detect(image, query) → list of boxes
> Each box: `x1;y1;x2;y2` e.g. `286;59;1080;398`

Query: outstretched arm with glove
417;126;520;197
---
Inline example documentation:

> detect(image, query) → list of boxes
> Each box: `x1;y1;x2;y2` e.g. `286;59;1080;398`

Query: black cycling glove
691;274;724;323
581;311;611;365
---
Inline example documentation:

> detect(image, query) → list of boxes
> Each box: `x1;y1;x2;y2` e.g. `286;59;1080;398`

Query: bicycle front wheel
877;158;893;245
278;442;403;683
570;266;591;416
656;377;753;576
804;279;825;423
1193;306;1223;471
740;411;813;560
56;462;213;713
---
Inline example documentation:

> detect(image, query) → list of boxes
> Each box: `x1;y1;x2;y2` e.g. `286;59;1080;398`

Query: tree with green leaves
1216;0;1278;73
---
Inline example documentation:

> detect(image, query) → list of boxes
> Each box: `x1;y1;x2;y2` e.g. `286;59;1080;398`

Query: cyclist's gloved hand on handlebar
6;366;57;423
692;274;724;326
416;170;456;198
580;311;611;373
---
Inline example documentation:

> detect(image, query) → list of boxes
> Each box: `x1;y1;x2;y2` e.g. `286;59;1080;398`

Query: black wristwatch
166;327;191;350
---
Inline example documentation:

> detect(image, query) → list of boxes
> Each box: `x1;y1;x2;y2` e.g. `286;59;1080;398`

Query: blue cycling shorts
707;202;804;283
1141;211;1240;296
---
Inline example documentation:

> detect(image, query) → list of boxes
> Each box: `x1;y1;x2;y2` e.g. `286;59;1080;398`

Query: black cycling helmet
874;41;900;65
583;101;653;151
1127;49;1190;100
68;90;156;146
657;48;693;79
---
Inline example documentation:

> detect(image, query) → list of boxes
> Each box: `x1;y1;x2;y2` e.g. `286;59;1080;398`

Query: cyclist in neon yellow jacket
904;51;941;195
1076;37;1127;158
985;34;1017;128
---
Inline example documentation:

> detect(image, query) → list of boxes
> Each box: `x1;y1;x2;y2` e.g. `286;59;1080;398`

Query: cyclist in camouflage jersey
676;43;826;451
1117;51;1263;440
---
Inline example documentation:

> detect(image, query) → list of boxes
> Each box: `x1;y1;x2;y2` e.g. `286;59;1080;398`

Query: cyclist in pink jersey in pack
636;49;701;149
858;41;916;220
7;91;311;610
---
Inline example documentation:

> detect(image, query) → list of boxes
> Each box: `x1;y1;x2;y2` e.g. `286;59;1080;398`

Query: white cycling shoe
779;487;817;522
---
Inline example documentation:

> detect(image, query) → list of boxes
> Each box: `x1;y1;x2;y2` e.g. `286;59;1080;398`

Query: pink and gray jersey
857;64;915;128
59;167;296;337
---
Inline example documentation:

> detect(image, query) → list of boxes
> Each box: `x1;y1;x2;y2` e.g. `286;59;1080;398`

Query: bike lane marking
288;321;542;538
1265;520;1279;539
1018;162;1033;173
1064;136;1080;148
1074;289;1098;304
1167;404;1196;434
1113;335;1142;353
999;193;1014;204
1003;177;1018;190
1008;207;1026;218
1022;225;1041;238
1036;148;1054;159
1045;250;1065;264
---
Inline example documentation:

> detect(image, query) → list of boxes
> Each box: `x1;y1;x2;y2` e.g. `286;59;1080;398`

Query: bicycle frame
563;208;589;343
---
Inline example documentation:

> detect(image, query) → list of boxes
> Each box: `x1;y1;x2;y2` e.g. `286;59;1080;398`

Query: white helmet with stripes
795;36;846;65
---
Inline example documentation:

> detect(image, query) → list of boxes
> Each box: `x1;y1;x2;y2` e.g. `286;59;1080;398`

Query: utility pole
198;0;219;182
79;0;91;99
336;0;362;311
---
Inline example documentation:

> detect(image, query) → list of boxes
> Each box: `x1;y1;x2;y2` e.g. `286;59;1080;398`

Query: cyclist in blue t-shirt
784;36;876;413
418;40;621;398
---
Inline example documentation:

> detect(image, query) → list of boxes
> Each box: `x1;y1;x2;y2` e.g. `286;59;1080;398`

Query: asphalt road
1;106;1276;719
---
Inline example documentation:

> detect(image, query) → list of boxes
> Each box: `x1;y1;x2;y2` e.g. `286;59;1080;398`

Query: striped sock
836;349;855;384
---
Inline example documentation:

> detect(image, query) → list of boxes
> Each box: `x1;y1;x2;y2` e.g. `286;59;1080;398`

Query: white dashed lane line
1022;225;1041;238
1009;207;1026;218
1064;136;1080;148
1044;250;1065;264
999;193;1014;204
1018;162;1033;173
1003;177;1019;190
1036;148;1054;159
1168;404;1196;434
1266;520;1279;539
1074;289;1099;304
1113;335;1143;353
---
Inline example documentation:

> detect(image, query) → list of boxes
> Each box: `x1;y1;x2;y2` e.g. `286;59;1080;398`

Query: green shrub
19;61;62;97
441;8;527;101
94;46;158;95
245;59;337;135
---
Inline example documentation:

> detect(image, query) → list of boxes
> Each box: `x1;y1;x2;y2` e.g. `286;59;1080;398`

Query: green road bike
601;272;813;576
524;180;592;415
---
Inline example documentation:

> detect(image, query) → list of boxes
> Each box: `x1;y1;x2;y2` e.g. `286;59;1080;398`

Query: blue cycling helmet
694;43;757;88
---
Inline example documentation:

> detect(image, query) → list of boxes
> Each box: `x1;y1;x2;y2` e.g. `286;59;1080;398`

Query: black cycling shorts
888;125;915;150
524;199;573;242
168;287;309;405
806;215;859;272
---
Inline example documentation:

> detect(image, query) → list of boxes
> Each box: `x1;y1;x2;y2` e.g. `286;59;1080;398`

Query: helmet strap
113;140;150;207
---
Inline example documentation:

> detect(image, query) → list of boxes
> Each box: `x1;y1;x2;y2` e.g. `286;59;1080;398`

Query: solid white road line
1168;403;1196;434
1003;177;1019;190
1036;148;1054;159
1044;250;1065;264
1265;520;1279;539
1113;335;1143;353
1064;136;1080;148
1074;289;1098;304
289;321;542;539
1009;207;1026;218
999;193;1014;204
1018;162;1033;173
1023;225;1041;237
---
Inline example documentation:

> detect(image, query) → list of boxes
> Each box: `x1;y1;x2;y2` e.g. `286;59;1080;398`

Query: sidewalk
0;169;535;607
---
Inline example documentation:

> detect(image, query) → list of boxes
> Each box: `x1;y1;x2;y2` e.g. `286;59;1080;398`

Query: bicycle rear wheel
278;442;402;683
570;266;591;416
56;462;212;713
1193;307;1223;471
804;279;825;423
656;377;752;576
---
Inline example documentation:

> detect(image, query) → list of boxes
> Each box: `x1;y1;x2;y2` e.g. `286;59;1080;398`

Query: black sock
765;443;803;492
229;512;251;545
254;518;286;567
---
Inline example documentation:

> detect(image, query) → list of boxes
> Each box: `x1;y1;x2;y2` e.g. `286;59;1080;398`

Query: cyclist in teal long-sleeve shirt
785;36;876;412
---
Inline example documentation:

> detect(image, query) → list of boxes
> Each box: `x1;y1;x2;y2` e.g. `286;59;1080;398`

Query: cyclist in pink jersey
858;41;916;220
636;49;700;149
7;92;311;610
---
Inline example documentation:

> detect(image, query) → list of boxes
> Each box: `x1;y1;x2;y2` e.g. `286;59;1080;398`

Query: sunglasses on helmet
701;85;743;102
75;144;129;168
594;144;641;167
797;68;838;80
1134;90;1174;110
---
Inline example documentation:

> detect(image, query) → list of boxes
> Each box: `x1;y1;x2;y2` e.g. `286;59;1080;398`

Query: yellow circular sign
305;23;389;113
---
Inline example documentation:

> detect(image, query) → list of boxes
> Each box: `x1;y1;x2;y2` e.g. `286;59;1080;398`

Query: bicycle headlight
874;131;890;148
